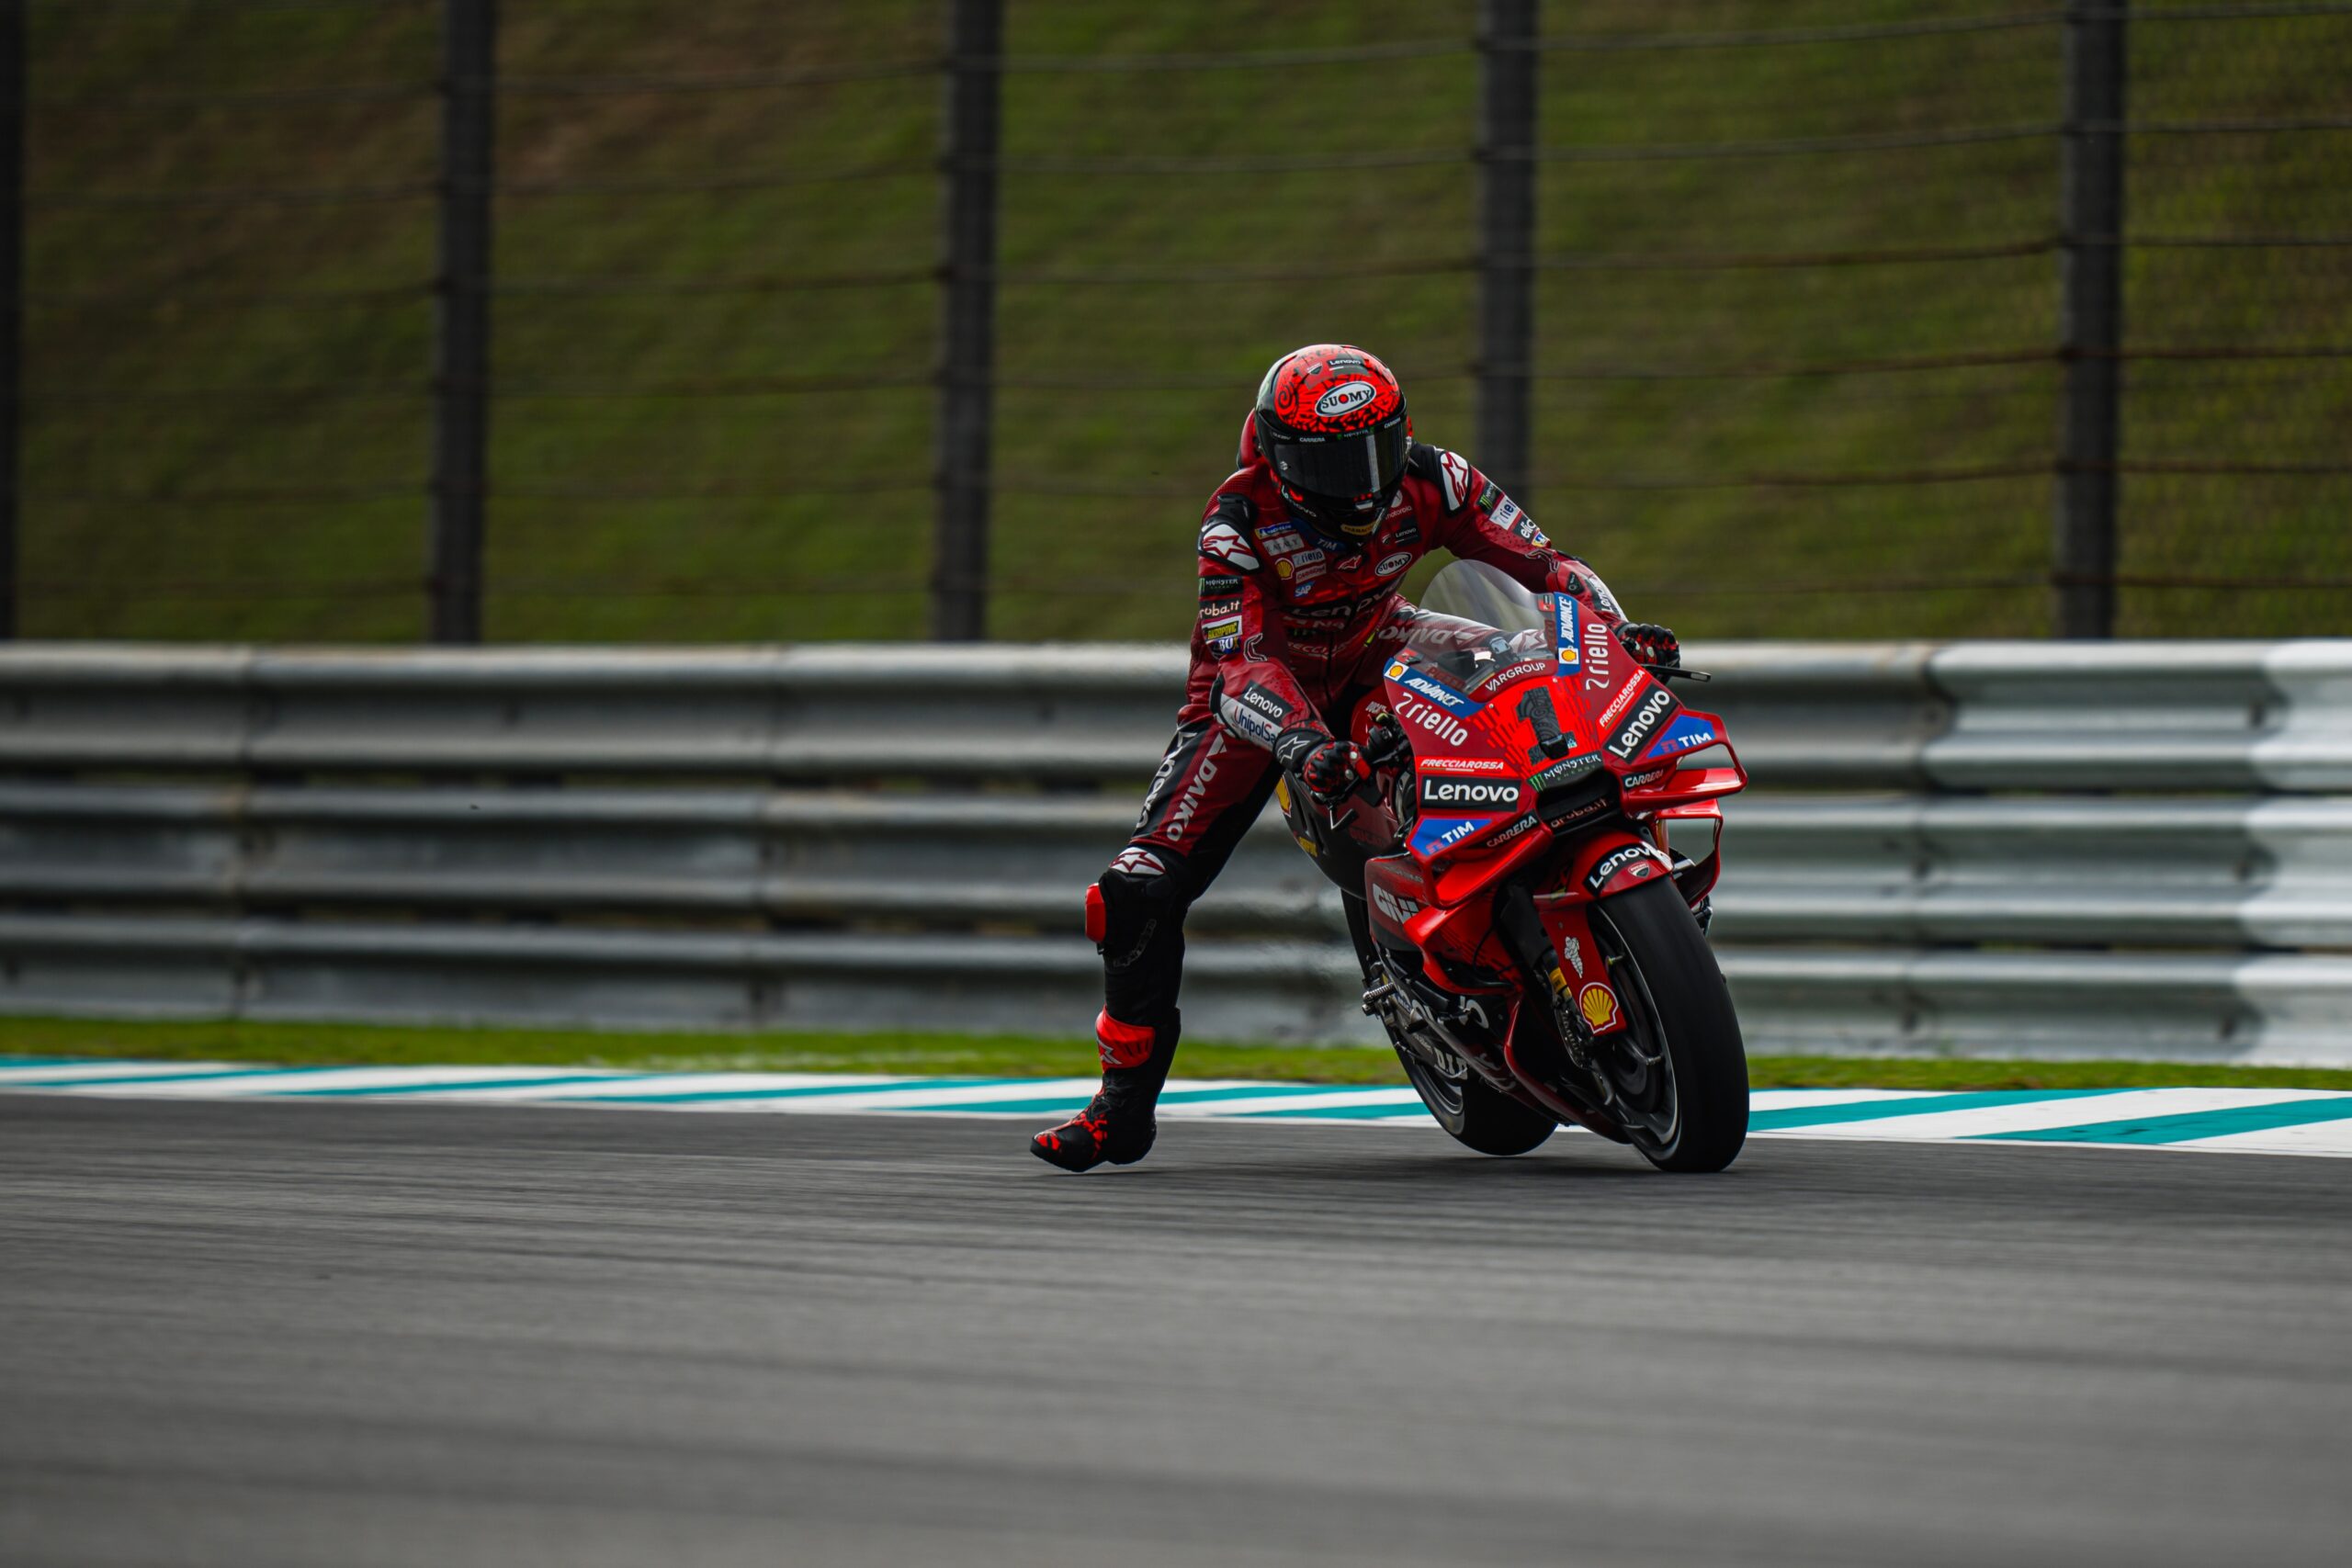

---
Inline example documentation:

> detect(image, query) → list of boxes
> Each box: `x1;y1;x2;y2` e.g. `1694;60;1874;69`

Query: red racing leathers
1133;427;1624;858
1091;425;1629;1062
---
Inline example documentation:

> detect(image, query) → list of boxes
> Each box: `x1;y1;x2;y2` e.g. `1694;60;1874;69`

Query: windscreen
1422;559;1547;639
1390;598;1549;690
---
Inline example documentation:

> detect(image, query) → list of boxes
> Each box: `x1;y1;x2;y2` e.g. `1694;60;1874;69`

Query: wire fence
16;0;2352;642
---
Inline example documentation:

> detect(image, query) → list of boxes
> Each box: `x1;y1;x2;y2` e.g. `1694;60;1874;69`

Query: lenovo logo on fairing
1420;777;1521;809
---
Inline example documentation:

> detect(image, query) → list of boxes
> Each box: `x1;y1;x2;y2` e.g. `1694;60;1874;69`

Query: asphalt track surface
3;1098;2348;1568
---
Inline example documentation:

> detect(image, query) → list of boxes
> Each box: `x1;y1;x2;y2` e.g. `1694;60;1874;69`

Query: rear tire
1396;1041;1557;1157
1588;878;1748;1173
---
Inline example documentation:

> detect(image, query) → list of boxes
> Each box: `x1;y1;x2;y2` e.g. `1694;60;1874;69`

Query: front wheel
1587;878;1749;1172
1395;1039;1557;1157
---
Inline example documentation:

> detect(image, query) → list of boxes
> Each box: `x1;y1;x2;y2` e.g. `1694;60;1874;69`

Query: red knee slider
1084;882;1107;943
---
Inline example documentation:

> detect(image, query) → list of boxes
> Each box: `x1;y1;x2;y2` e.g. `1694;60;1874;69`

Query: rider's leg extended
1031;720;1274;1172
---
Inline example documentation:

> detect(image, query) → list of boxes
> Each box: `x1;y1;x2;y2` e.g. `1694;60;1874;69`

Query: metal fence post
1476;0;1537;504
0;1;22;640
2054;0;2127;639
933;0;1001;643
430;0;496;645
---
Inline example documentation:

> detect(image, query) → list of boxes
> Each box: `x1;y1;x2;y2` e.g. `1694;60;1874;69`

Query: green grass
25;1;2351;642
7;1015;2350;1093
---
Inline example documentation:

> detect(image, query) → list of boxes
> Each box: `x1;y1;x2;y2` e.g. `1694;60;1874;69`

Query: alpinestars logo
1109;847;1166;878
1199;519;1260;573
1420;776;1521;811
1438;449;1472;511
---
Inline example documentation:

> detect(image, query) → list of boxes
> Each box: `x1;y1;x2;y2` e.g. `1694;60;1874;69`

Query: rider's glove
1360;706;1413;772
1275;727;1369;805
1615;621;1681;671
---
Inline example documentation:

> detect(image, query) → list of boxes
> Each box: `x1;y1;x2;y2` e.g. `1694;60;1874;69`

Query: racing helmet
1252;344;1411;540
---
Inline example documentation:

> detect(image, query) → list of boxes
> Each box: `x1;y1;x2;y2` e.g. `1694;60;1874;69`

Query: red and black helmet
1252;344;1411;540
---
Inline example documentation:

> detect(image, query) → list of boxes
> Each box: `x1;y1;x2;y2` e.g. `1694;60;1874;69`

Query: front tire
1588;877;1748;1172
1395;1039;1557;1157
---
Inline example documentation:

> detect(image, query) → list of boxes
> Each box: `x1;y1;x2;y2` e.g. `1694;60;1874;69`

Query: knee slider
1092;846;1187;972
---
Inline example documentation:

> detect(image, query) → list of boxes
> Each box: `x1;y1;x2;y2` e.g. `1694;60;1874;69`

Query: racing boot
1030;1008;1180;1173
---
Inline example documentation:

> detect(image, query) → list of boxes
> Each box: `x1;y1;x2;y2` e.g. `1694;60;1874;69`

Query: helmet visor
1265;414;1409;502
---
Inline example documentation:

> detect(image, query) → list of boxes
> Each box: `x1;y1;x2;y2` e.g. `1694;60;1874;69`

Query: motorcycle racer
1032;344;1681;1172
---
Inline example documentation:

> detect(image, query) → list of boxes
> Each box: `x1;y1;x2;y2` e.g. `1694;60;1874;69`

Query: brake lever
1645;663;1712;682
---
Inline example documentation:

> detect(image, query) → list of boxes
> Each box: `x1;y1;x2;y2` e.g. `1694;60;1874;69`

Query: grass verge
5;1016;2350;1093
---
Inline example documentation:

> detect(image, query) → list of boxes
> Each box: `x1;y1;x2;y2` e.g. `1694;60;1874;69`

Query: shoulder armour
1200;493;1261;573
1406;443;1476;513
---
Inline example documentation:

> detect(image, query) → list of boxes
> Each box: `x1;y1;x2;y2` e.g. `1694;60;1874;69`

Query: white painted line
1164;1089;1426;1116
1751;1088;2329;1144
5;1061;2348;1158
517;1076;1113;1111
41;1065;628;1098
0;1060;263;1084
2155;1110;2352;1158
1749;1088;1925;1112
374;1070;919;1102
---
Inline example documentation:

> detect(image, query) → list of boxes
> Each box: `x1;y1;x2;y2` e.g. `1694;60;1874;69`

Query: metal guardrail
4;640;2351;1063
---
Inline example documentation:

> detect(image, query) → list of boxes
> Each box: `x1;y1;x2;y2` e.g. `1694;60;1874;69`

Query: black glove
1615;621;1680;670
1274;728;1368;805
1360;707;1413;772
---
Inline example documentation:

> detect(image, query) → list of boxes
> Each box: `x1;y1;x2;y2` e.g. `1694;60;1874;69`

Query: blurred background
17;0;2350;646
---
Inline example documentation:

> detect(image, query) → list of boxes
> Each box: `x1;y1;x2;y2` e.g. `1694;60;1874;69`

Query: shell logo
1314;380;1379;420
1578;982;1623;1032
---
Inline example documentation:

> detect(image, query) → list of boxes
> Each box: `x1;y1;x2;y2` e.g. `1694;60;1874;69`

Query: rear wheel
1587;878;1748;1172
1394;1035;1557;1157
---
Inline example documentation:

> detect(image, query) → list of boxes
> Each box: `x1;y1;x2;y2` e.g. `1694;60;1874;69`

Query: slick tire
1589;877;1749;1174
1396;1044;1557;1157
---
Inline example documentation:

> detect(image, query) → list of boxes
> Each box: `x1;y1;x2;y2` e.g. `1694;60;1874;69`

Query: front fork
1492;882;1598;1073
1490;881;1631;1139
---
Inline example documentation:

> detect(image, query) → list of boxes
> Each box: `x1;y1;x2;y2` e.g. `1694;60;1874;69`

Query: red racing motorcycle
1273;561;1749;1171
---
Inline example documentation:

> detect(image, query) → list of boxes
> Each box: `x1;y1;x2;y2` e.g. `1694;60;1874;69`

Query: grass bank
30;2;2351;640
6;1016;2349;1093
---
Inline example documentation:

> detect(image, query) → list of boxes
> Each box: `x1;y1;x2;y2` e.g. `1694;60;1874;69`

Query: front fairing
1379;568;1746;890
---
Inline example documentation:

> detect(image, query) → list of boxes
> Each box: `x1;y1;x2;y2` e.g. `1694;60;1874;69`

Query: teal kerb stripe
260;1074;628;1098
1748;1089;2129;1131
1978;1097;2352;1145
892;1084;1395;1116
1227;1100;1430;1119
901;1096;1093;1115
1156;1083;1372;1105
542;1076;1017;1105
6;1065;362;1089
0;1055;99;1069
